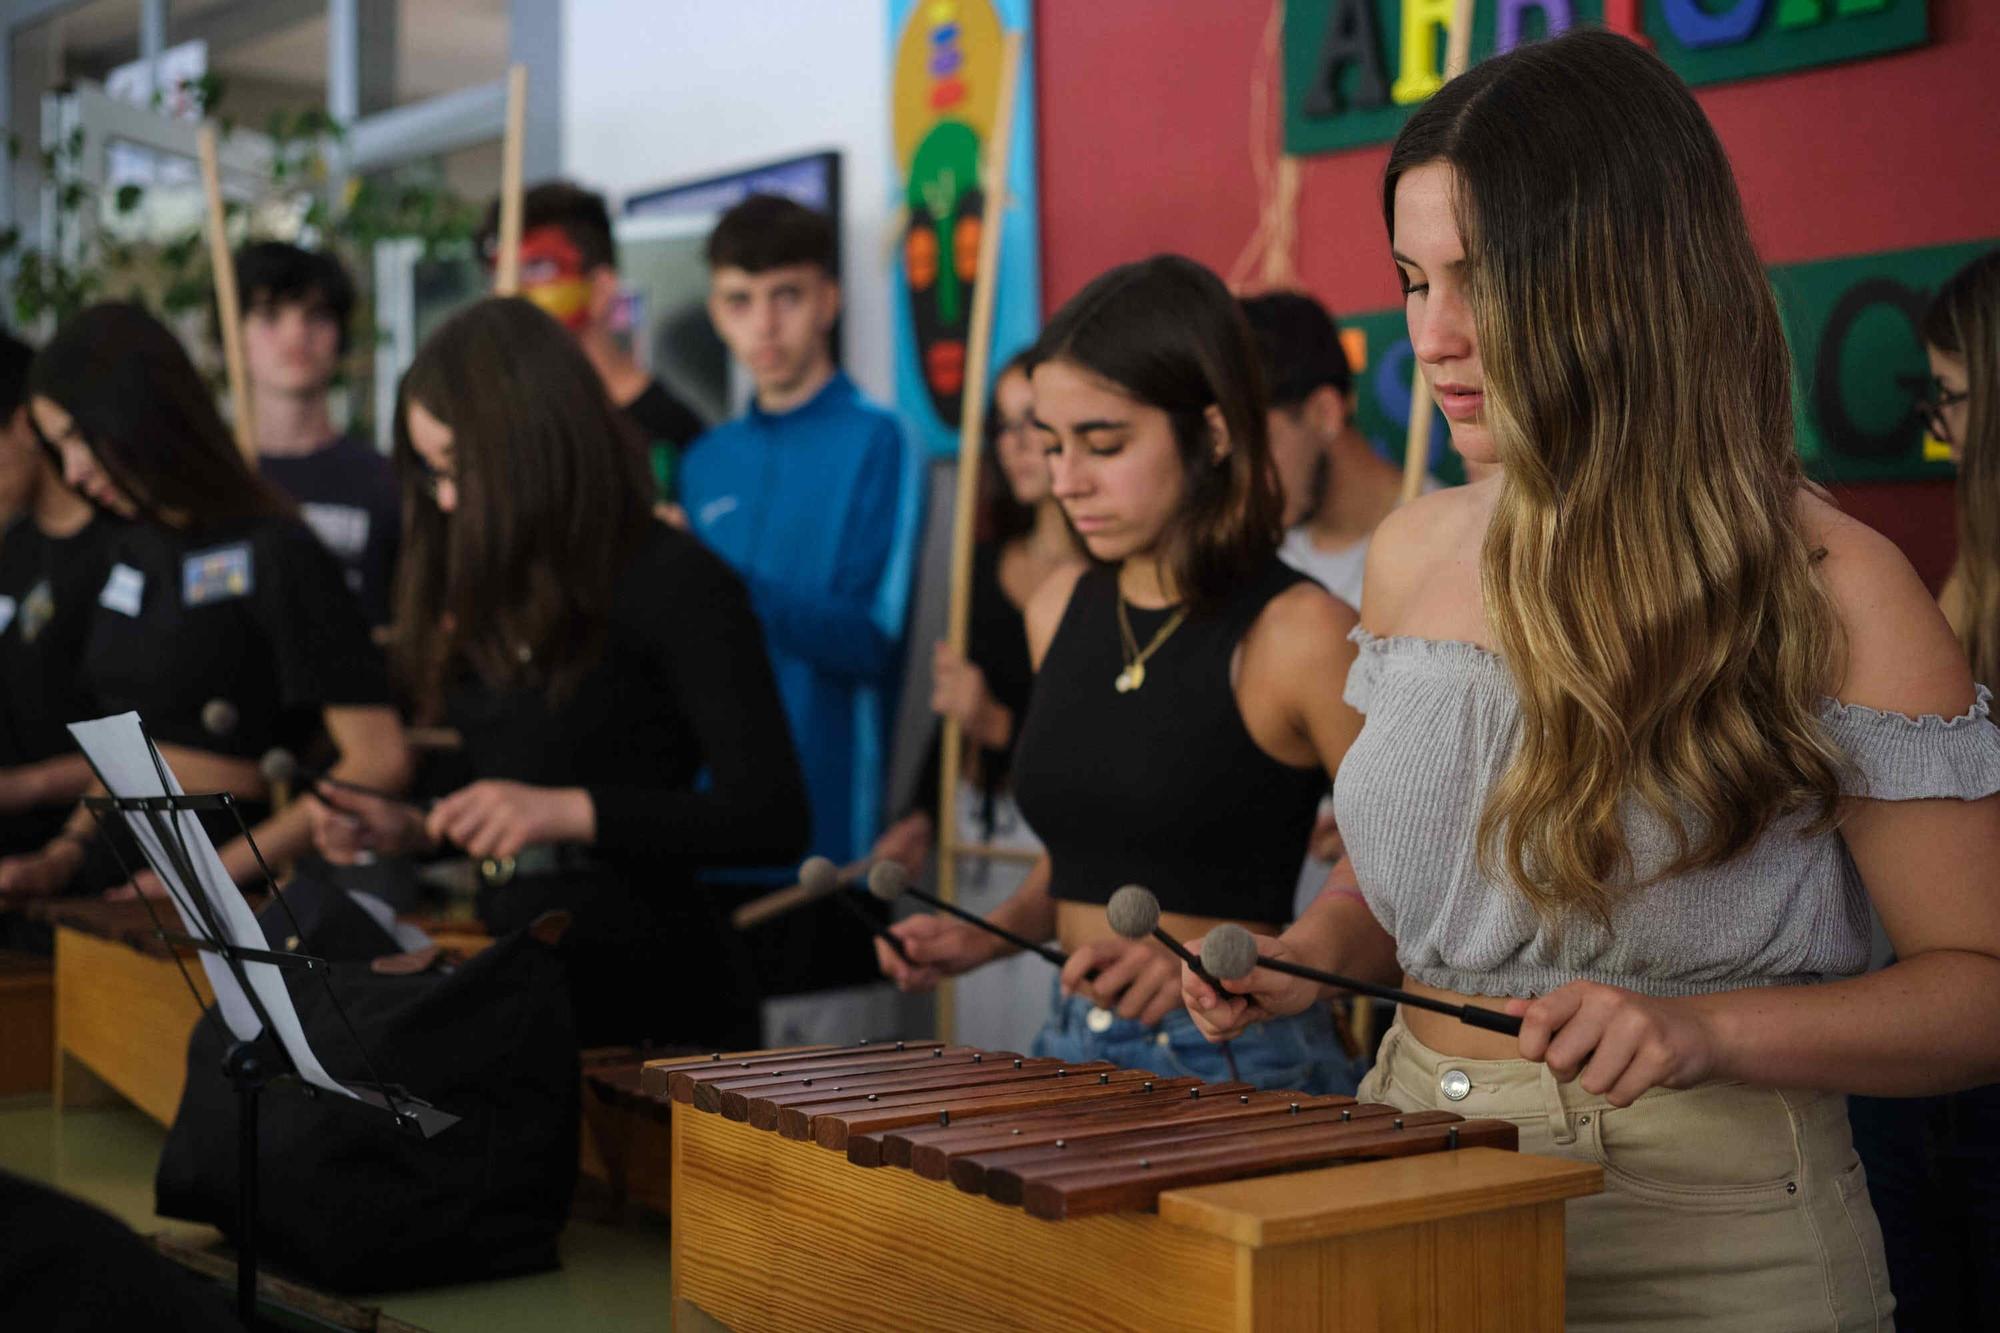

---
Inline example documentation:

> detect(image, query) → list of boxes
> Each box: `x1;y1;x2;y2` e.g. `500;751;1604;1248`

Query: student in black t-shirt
231;242;400;626
0;304;409;902
0;332;36;531
476;181;705;499
308;297;806;1047
0;331;122;861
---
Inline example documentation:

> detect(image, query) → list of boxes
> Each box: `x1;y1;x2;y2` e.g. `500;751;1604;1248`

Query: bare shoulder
1024;562;1088;670
1359;476;1491;630
1799;491;1974;714
1248;578;1360;672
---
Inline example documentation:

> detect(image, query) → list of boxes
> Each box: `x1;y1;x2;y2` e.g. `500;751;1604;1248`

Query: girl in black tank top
874;256;1374;1094
1013;558;1326;919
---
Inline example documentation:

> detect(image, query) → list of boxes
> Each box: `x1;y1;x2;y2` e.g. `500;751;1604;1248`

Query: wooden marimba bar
653;1041;1601;1331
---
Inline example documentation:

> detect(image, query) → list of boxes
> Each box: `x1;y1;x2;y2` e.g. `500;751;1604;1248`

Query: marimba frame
669;1090;1600;1332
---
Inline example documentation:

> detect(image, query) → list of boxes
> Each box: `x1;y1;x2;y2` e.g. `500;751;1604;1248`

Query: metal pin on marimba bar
655;1039;1518;1225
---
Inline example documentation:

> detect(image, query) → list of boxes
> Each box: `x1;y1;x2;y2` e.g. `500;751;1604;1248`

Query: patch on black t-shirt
0;514;122;765
260;435;401;626
83;516;391;760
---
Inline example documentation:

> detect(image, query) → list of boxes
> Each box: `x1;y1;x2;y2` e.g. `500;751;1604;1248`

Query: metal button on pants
1440;1068;1472;1102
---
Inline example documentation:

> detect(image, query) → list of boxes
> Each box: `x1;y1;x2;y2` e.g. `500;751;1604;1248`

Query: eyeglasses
1917;382;1971;445
410;453;458;504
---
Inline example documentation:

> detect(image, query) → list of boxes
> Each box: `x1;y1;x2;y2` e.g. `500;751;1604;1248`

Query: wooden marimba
655;1041;1601;1331
39;898;214;1123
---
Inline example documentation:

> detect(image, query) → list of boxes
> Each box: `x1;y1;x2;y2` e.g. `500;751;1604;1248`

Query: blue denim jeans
1029;977;1362;1095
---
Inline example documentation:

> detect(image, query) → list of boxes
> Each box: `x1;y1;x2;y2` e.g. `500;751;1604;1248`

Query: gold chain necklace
1114;595;1188;693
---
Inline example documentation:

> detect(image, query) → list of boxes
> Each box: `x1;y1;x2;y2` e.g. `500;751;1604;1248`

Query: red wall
1034;0;2000;588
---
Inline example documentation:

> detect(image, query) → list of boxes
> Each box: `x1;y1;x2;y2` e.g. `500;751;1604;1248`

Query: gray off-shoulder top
1331;629;2000;999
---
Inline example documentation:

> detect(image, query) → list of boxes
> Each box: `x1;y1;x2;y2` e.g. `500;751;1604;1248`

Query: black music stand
74;718;456;1329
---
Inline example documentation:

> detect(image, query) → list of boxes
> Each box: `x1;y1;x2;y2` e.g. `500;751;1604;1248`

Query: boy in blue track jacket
680;194;912;871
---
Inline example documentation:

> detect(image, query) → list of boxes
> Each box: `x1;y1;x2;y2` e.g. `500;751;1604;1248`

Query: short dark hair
0;330;32;420
478;180;618;273
705;194;837;277
1238;291;1353;410
1029;255;1280;615
233;241;357;352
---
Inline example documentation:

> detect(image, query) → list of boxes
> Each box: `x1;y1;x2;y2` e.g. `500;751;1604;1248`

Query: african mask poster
890;0;1040;456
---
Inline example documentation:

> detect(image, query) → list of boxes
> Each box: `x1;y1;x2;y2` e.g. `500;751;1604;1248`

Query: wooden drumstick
196;125;255;464
1202;923;1520;1036
731;855;870;930
492;63;529;297
935;29;1026;1044
1399;0;1479;504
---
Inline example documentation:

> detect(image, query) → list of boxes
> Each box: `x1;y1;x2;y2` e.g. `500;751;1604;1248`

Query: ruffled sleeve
1819;685;2000;801
1345;626;1384;714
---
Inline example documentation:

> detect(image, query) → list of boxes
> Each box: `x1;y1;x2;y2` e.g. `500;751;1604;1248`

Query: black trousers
477;868;761;1050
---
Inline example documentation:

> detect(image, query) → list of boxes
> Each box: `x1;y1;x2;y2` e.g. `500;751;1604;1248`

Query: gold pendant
1115;662;1145;693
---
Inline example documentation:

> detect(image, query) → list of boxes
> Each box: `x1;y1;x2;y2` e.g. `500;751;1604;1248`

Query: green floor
0;1095;674;1332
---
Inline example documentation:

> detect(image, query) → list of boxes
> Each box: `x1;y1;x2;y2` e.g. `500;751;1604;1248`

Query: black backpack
155;879;580;1292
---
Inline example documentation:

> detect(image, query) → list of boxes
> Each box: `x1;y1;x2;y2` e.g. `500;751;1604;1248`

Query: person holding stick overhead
308;298;807;1048
229;241;401;629
876;255;1377;1095
870;350;1083;1051
0;303;410;901
1182;31;2000;1327
872;351;1084;877
475;182;707;500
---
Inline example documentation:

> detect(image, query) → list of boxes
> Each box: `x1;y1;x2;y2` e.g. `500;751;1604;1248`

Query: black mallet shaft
1201;923;1522;1036
867;862;1069;968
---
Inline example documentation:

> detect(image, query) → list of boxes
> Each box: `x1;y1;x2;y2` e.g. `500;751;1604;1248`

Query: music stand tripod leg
223;1039;272;1327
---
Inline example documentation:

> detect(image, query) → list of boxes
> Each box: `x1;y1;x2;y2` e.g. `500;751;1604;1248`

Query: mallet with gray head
867;861;1071;968
1200;923;1522;1036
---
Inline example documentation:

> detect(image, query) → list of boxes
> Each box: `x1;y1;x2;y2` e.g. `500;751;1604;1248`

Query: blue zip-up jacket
679;371;916;868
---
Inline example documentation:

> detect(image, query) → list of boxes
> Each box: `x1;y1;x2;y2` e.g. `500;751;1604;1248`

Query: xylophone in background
653;1041;1603;1332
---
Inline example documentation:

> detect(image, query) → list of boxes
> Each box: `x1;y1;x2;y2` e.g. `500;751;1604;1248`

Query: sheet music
69;713;351;1103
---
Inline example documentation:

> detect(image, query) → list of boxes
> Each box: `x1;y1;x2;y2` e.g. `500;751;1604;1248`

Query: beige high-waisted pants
1358;1013;1895;1331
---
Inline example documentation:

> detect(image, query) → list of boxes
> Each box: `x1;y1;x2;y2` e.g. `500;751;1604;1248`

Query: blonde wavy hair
1383;30;1850;923
1928;252;2000;686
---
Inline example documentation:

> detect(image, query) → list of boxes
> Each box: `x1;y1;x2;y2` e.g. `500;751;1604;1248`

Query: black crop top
1012;557;1328;923
82;515;390;759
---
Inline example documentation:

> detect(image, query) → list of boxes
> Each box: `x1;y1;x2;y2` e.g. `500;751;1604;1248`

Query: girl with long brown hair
1931;252;2000;682
1184;30;2000;1327
1848;247;2000;1330
0;303;408;902
310;297;807;1047
877;255;1379;1093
